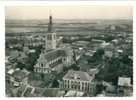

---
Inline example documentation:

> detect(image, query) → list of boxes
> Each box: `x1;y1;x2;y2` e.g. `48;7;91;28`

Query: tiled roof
63;70;93;81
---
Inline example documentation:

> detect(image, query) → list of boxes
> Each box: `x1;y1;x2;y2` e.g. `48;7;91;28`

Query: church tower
45;14;57;51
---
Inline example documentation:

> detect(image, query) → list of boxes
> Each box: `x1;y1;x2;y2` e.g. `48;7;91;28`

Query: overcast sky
5;6;133;20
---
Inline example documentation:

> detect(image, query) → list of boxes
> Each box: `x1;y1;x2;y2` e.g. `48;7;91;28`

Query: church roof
45;49;66;62
37;49;66;63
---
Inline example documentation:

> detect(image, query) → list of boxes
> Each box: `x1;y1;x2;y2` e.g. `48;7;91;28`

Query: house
8;50;20;62
103;82;117;96
12;69;30;87
104;51;113;58
29;49;36;53
6;68;30;89
118;77;133;96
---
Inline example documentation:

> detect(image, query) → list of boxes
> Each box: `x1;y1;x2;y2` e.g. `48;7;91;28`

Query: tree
24;45;42;71
16;61;25;70
52;79;59;88
40;73;44;80
88;48;105;64
94;48;105;58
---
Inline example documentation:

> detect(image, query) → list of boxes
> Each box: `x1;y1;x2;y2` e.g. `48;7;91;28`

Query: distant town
5;15;133;97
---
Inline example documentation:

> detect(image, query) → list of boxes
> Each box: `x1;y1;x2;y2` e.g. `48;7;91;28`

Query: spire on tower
48;12;53;32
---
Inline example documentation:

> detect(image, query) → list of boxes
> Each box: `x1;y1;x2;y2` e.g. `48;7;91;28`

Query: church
34;15;74;74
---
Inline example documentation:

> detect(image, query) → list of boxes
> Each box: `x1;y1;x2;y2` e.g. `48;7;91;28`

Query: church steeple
48;14;53;32
45;14;57;51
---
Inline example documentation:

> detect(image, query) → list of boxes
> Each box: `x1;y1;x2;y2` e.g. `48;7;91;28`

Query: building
60;70;96;96
105;85;117;96
34;15;74;74
6;68;30;87
118;77;133;96
24;35;45;47
8;50;20;63
104;51;113;58
102;81;117;96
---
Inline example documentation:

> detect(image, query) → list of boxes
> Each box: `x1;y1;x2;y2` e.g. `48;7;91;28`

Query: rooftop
63;70;93;81
105;51;113;58
13;69;30;81
118;77;131;87
29;49;36;53
7;69;14;75
9;50;19;59
88;68;99;76
38;49;66;63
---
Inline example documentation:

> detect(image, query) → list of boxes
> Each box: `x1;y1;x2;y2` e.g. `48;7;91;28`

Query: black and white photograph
5;5;133;97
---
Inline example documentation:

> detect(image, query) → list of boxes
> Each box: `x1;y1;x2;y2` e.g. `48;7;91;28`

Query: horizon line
5;18;133;20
